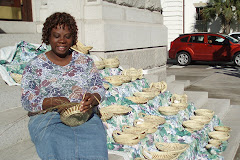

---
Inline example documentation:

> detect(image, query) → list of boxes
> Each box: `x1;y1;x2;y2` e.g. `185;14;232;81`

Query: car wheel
177;52;191;66
233;52;240;67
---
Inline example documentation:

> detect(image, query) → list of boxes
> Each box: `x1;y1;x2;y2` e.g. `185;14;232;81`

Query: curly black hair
42;12;78;45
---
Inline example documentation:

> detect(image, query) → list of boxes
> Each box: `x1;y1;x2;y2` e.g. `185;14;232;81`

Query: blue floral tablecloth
98;68;228;160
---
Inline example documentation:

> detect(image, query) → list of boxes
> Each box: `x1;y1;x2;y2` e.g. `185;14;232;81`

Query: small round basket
122;125;147;139
138;113;166;125
158;106;179;116
112;130;141;146
60;104;92;127
195;109;215;119
142;148;180;160
208;131;230;141
133;92;157;100
103;57;120;68
94;60;105;70
155;142;189;154
208;139;221;147
182;120;204;131
190;115;211;124
125;96;149;104
100;104;132;115
214;126;231;132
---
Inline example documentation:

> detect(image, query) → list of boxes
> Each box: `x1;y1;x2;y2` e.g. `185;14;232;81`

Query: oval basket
155;142;189;154
122;68;143;81
133;92;156;100
60;104;92;127
182;120;204;131
195;109;215;119
133;120;158;134
126;96;149;104
100;111;113;121
171;102;188;110
122;125;147;139
208;131;230;141
190;115;211;124
112;130;141;146
208;139;221;147
103;57;120;68
100;104;132;115
94;60;105;70
142;148;180;160
214;126;231;132
158;106;179;116
138;113;166;125
142;88;160;95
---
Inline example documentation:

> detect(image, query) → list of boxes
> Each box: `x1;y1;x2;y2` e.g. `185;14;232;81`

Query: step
0;107;29;150
166;75;175;84
0;84;21;112
184;91;208;109
0;139;128;160
204;98;230;120
221;105;240;160
167;81;185;95
0;34;42;48
174;80;190;89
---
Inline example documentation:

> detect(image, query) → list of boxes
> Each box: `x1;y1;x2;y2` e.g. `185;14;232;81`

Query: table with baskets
97;66;230;160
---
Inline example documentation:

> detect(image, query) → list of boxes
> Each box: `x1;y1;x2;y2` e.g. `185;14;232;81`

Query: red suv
169;32;240;66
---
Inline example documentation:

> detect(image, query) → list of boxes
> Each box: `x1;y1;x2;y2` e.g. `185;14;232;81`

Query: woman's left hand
80;93;100;112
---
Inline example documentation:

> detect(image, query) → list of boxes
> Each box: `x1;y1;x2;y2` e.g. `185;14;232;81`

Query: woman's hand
80;93;101;112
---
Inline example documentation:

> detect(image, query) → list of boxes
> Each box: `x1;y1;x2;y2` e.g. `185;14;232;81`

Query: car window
208;36;225;45
222;34;239;43
189;35;204;43
180;36;189;42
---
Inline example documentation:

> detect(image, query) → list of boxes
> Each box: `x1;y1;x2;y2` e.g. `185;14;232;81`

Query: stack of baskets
122;68;143;81
170;94;188;110
194;109;215;119
99;104;132;121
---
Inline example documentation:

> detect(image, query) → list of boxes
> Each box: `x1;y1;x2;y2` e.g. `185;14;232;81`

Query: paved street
166;60;240;105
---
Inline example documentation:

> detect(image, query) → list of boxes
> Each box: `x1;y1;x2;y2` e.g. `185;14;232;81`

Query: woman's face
49;25;73;58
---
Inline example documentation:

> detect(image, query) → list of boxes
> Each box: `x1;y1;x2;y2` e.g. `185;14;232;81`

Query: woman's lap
28;112;108;160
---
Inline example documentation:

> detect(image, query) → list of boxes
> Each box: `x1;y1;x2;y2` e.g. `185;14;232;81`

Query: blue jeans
28;112;108;160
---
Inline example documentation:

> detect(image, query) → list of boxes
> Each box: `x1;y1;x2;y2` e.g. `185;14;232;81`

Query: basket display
125;96;149;104
195;109;215;119
103;57;120;68
122;68;143;81
190;115;211;124
112;130;141;146
60;104;92;127
133;92;157;100
182;120;204;131
142;148;180;160
94;60;105;70
208;131;230;141
100;104;132;115
122;125;147;139
155;142;189;154
214;126;231;132
158;106;179;116
138;113;166;125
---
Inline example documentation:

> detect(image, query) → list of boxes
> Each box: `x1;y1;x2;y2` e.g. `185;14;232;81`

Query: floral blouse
21;51;105;112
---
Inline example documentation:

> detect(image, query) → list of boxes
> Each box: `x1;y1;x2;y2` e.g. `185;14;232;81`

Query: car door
187;35;211;60
207;35;231;61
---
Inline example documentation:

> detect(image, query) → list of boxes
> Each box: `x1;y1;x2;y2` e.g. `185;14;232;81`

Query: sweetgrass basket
103;57;120;68
208;131;230;141
133;120;158;134
112;130;141;146
122;125;147;139
142;148;180;160
138;113;166;125
158;106;179;116
208;139;221;147
125;96;149;104
99;111;113;121
155;142;189;154
149;81;168;93
182;120;204;131
190;115;211;124
195;109;215;119
100;104;132;115
133;92;157;100
60;104;92;127
122;68;143;81
94;60;105;70
214;126;231;132
142;87;160;95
